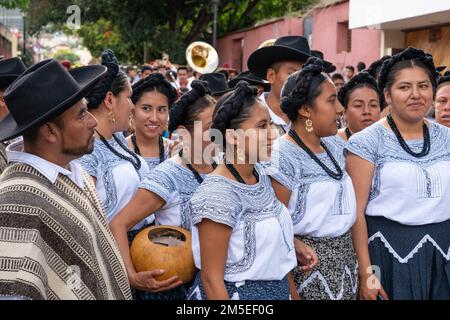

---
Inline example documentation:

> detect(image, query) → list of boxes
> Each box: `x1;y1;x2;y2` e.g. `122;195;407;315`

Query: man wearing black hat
311;50;336;74
0;59;132;300
228;70;271;96
200;72;233;101
248;36;311;135
0;57;27;174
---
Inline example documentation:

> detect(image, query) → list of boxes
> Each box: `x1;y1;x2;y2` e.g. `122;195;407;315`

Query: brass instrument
258;38;276;49
186;41;219;74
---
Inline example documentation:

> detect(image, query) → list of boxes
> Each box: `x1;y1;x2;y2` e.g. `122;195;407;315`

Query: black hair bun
378;47;438;92
211;81;258;137
366;55;391;79
280;56;325;120
438;70;450;87
301;56;325;75
131;73;177;105
87;49;120;108
168;80;210;132
338;71;385;109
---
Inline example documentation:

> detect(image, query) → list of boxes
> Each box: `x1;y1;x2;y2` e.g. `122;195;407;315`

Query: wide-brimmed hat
0;57;27;89
311;50;336;73
247;36;311;79
199;72;233;96
229;71;271;92
0;59;107;141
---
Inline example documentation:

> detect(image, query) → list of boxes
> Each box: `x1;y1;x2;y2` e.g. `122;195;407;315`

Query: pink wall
216;18;304;72
216;1;382;74
311;1;382;73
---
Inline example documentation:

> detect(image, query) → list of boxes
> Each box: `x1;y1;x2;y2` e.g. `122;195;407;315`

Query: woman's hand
294;238;319;272
358;272;389;300
130;270;183;293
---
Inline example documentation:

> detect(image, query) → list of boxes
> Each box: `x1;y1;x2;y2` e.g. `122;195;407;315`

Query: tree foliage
52;48;79;64
6;0;319;64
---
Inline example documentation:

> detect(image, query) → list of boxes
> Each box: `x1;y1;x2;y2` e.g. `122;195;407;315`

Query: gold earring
305;118;314;133
108;111;116;125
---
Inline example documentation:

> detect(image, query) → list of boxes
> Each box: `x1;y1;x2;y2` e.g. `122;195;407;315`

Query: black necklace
131;134;165;164
96;131;142;171
178;150;217;184
288;129;343;180
344;127;352;140
386;114;430;158
224;161;259;184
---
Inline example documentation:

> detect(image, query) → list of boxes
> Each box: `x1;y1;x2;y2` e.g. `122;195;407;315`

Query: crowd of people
0;34;449;301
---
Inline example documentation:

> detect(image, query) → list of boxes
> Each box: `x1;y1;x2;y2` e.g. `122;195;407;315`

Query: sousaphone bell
186;41;219;74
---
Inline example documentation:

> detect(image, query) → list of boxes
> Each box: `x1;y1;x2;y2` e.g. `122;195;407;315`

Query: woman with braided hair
110;80;217;299
79;49;151;225
126;73;177;170
187;81;297;300
337;71;384;141
345;47;450;299
266;56;358;300
434;71;450;127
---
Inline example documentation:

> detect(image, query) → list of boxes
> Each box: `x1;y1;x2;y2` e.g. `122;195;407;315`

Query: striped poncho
0;143;6;174
0;162;132;300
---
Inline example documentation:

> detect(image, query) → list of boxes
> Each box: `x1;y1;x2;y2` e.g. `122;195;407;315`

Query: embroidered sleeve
345;127;379;164
266;143;297;191
78;149;100;178
190;180;242;228
139;163;176;202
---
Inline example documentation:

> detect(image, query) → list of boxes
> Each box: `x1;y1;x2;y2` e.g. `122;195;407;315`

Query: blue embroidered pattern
79;134;147;216
144;139;171;171
266;135;353;221
139;159;204;229
190;164;294;275
346;122;450;200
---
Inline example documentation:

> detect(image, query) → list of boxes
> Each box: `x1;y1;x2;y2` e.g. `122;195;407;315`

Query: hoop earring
305;118;314;133
108;111;116;125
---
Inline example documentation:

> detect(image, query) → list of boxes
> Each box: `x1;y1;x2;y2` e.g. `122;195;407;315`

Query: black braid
86;49;125;108
211;81;258;149
378;47;438;93
366;55;391;79
280;57;327;121
168;80;212;133
437;70;450;87
338;71;385;110
131;73;177;105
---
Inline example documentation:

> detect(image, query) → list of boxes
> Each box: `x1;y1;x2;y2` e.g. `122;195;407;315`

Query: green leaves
23;0;319;64
0;0;29;10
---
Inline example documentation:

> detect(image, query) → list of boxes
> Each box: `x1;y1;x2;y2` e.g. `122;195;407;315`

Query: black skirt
367;215;450;300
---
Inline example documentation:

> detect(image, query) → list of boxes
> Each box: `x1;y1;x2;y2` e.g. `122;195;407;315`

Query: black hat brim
0;74;20;89
248;46;311;80
211;87;234;96
229;77;271;92
324;61;336;73
0;65;107;141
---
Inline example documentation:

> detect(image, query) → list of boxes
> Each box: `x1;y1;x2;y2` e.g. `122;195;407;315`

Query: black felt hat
311;50;336;73
0;59;107;141
247;36;311;79
199;72;233;96
0;57;27;89
229;71;270;92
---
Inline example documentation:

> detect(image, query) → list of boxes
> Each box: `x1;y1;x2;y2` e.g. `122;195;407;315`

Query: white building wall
349;0;450;29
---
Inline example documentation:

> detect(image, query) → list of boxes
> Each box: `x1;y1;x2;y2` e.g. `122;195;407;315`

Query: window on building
337;21;351;53
232;38;244;72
